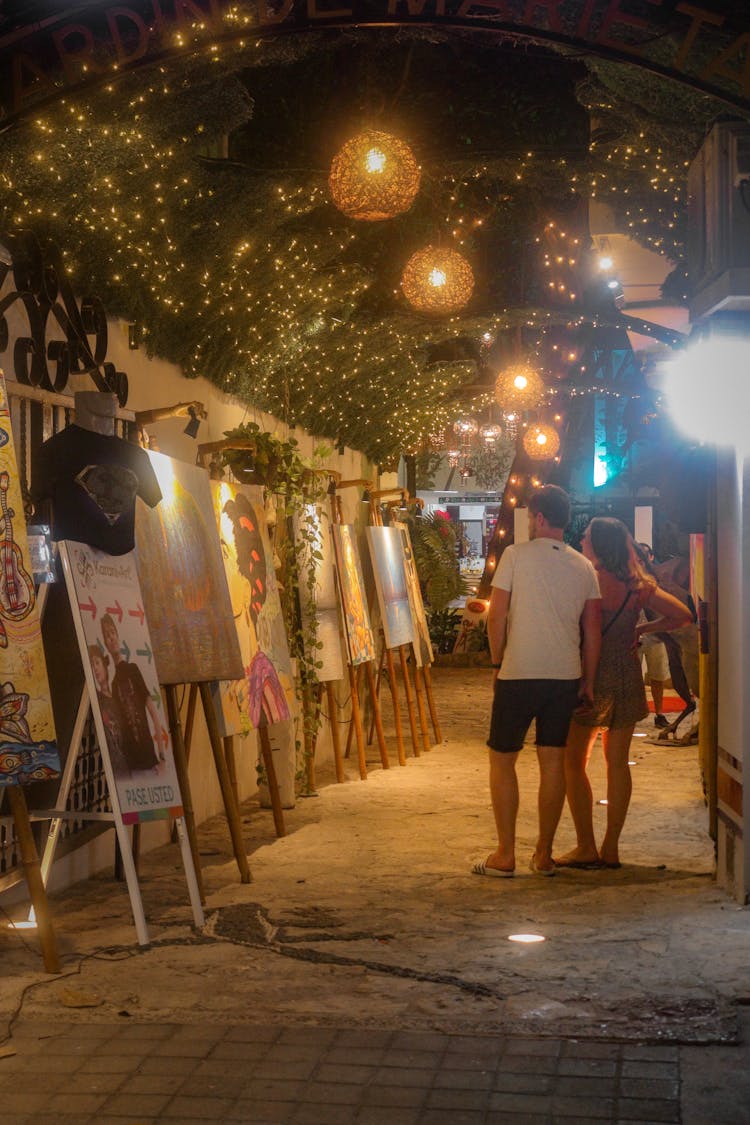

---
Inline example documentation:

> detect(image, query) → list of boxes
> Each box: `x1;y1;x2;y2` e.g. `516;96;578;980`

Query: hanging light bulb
447;448;461;467
480;422;503;444
453;416;479;440
329;130;421;221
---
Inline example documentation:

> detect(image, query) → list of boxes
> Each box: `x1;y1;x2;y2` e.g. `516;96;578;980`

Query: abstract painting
392;520;433;667
208;481;294;735
134;452;243;686
331;524;375;666
294;504;344;683
0;371;59;788
365;526;414;650
60;540;184;825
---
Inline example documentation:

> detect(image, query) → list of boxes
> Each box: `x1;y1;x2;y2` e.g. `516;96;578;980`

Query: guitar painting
0;371;58;787
0;470;35;642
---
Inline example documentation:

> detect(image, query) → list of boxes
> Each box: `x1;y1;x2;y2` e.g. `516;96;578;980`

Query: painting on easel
0;372;59;788
209;481;295;735
60;541;184;825
392;520;433;667
331;525;376;666
134;452;243;686
365;526;415;650
295;504;344;683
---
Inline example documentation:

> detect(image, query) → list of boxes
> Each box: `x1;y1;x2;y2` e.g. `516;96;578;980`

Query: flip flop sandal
471;860;514;878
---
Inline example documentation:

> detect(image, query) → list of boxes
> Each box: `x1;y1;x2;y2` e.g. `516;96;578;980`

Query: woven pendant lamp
523;423;561;460
401;246;474;315
329;130;421;221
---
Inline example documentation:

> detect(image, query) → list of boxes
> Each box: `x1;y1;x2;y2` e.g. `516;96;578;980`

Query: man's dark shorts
488;678;580;753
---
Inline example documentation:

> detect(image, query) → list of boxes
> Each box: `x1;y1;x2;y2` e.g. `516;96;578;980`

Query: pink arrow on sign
79;597;97;619
105;601;123;623
128;603;145;626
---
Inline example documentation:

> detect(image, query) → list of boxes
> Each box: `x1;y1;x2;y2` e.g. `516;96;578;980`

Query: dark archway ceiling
0;19;743;461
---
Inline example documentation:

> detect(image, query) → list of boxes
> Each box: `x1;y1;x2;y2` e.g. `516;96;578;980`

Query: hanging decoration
494;362;545;411
453;416;479;440
479;422;503;445
328;130;421;221
401;246;475;315
446;448;461;467
523;423;561;460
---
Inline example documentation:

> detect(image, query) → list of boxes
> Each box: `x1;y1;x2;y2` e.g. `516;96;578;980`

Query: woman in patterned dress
556;518;693;869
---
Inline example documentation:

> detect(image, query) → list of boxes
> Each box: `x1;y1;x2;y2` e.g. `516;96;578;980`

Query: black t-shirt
112;661;159;771
31;426;161;555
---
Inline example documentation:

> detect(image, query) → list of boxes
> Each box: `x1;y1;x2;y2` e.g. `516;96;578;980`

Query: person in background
635;544;671;729
556;519;693;871
473;485;601;879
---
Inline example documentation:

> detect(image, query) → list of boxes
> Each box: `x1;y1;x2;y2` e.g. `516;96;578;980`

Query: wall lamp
134;399;207;445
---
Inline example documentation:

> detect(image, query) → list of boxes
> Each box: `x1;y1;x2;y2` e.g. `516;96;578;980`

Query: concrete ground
1;666;749;1123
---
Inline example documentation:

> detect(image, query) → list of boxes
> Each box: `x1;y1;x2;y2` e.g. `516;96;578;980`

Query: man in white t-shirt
473;485;601;879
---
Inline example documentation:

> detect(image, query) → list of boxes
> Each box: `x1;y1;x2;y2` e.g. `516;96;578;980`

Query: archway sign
1;1;750;129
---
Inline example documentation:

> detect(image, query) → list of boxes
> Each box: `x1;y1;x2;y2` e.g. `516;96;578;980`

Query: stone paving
2;1019;688;1123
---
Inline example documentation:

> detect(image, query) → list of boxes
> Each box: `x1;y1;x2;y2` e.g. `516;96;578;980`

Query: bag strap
601;589;632;638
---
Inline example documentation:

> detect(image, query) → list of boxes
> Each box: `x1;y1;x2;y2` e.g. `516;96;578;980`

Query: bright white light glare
593;454;608;487
597;798;609;805
535;432;548;446
628;760;637;765
599;255;614;270
633;732;647;738
662;337;750;450
428;268;447;289
513;374;528;390
9;920;38;930
607;278;620;290
508;933;546;944
365;147;386;174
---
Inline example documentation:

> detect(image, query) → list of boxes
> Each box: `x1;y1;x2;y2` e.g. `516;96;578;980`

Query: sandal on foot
529;857;556;876
472;860;514;879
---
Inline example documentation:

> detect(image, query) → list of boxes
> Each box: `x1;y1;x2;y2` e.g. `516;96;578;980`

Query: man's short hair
528;485;571;530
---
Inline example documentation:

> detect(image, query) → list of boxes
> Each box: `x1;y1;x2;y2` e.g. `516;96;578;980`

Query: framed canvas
294;504;344;683
331;524;375;667
392;520;434;667
0;371;59;788
365;525;415;650
134;452;243;685
208;481;295;735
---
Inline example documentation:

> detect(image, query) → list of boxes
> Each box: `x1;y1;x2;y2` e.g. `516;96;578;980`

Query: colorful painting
208;481;294;735
294;505;344;683
366;526;415;651
0;372;59;788
59;540;183;825
134;452;243;685
331;524;376;666
392;520;433;667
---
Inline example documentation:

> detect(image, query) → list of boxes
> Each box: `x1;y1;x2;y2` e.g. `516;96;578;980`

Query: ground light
508;933;545;944
661;334;750;451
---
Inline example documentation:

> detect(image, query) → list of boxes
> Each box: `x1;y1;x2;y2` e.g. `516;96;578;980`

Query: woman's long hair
588;517;655;593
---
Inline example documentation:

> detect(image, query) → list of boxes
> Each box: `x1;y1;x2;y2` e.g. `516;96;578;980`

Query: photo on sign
60;541;183;825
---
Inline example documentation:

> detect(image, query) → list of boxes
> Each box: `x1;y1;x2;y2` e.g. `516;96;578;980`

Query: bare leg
557;721;601;865
600;726;635;865
533;745;566;872
483;748;519;873
651;678;665;714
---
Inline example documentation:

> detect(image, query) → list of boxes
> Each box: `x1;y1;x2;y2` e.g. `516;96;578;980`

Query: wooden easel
329;485;390;779
2;786;60;973
179;682;286;842
367;498;424;761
